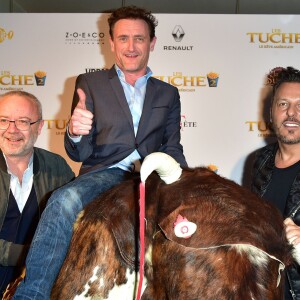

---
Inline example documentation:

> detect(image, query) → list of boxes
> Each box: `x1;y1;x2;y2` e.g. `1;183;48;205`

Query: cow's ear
158;207;198;246
173;214;197;238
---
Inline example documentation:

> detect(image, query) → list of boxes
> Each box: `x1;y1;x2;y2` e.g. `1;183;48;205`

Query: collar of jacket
262;142;278;158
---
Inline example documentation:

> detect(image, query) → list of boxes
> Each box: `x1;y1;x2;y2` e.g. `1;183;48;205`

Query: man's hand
284;217;300;245
68;88;93;137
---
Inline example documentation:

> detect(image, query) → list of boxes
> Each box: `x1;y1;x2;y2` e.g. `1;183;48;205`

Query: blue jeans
13;168;129;300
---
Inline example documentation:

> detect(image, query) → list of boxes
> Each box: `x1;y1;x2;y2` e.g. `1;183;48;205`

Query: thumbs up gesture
68;88;93;137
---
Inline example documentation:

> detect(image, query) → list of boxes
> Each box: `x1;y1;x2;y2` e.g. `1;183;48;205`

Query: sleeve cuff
67;124;82;143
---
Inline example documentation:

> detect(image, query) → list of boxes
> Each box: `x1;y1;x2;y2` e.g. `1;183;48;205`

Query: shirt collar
4;153;34;176
114;64;153;83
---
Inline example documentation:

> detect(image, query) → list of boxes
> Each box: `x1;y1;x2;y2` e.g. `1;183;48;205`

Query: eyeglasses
0;118;41;131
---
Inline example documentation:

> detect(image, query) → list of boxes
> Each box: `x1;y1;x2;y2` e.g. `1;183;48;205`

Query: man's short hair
108;6;158;41
0;90;43;119
272;66;300;95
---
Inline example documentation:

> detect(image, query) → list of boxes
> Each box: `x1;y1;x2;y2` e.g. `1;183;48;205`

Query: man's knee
46;186;83;219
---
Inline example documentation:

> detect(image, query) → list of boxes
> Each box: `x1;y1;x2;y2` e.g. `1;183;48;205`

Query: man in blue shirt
14;6;187;299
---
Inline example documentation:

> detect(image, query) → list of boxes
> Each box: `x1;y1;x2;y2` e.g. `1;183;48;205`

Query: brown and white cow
51;153;293;300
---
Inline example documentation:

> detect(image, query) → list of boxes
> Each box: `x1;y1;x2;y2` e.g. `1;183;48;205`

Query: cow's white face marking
234;244;284;289
73;267;147;300
234;244;269;267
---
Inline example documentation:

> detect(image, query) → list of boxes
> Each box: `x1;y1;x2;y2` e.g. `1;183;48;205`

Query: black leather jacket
251;142;300;300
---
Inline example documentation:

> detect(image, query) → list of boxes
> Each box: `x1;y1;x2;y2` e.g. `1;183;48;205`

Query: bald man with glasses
0;91;74;297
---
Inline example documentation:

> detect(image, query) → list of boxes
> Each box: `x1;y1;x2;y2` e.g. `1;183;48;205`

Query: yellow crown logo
0;28;14;43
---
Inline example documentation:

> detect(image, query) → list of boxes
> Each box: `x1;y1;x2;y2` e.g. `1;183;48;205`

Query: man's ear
38;119;44;135
150;36;157;52
109;37;115;52
270;108;273;123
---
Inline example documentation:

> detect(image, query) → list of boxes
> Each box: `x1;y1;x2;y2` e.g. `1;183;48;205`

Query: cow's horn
140;152;182;184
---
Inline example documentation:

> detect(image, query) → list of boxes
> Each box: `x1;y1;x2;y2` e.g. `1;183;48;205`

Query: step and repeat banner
0;13;299;185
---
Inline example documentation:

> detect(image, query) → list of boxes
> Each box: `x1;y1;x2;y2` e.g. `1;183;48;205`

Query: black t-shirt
264;160;300;215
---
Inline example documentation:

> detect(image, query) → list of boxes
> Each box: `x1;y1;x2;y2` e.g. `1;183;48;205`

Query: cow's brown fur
52;167;293;299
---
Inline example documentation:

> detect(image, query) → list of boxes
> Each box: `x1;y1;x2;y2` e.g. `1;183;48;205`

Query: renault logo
172;25;185;42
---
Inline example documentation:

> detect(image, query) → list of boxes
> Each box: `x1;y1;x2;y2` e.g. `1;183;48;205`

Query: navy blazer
65;66;187;175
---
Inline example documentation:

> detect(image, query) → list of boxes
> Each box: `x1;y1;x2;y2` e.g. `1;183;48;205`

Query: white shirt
111;65;152;172
4;154;34;213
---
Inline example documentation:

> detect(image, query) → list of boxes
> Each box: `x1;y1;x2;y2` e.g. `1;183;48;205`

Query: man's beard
274;121;300;144
1;132;38;157
273;116;300;145
277;132;300;144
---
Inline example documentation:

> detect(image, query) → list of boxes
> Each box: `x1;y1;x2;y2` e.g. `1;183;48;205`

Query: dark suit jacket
64;66;187;175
